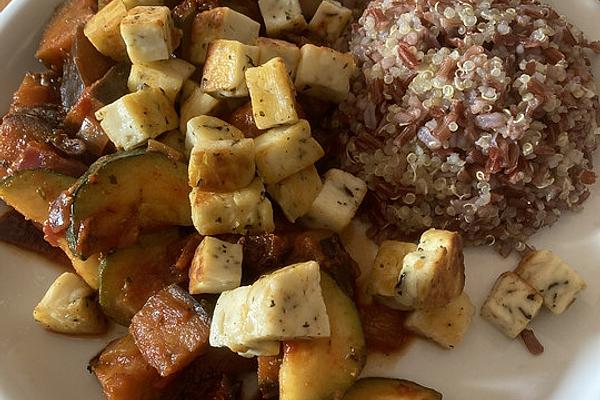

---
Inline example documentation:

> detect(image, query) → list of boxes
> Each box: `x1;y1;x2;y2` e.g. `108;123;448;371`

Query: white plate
1;1;600;399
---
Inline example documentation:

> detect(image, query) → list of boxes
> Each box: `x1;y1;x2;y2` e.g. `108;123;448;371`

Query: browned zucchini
98;229;186;326
343;378;442;400
67;149;191;259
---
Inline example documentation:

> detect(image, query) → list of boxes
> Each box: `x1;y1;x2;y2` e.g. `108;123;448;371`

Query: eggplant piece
279;273;366;400
65;149;192;259
130;284;211;377
36;0;97;70
343;378;442;400
99;229;186;325
90;335;173;400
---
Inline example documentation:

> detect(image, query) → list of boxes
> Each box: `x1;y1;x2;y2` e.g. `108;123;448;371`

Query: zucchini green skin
67;149;191;260
279;273;367;400
98;229;185;326
343;378;442;400
0;169;75;224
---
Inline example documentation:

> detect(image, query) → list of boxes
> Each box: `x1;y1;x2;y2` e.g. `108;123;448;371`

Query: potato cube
266;165;322;222
258;0;307;37
481;272;543;339
405;292;475;349
308;0;353;42
246;58;298;130
189;237;243;294
185;115;243;155
257;38;301;78
95;87;178;150
394;229;465;310
295;44;355;103
515;250;586;314
190;177;275;235
302;168;367;232
128;59;195;102
368;241;417;298
180;87;223;137
188;138;256;191
120;6;181;64
188;7;261;65
84;0;128;61
201;40;260;98
254;120;324;184
33;272;107;335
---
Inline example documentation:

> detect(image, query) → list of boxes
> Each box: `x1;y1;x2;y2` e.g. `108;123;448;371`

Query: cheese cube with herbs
308;0;353;42
515;250;587;315
128;59;195;102
189;237;243;294
295;44;355;103
258;0;307;37
302;168;367;233
254;120;325;184
120;6;181;64
99;0;164;9
210;285;280;357
393;229;465;310
84;0;128;61
246;261;330;342
180;88;222;137
481;272;543;339
188;7;261;65
188;139;256;191
185;115;243;155
257;38;301;78
266;165;322;222
369;241;417;298
95;87;178;150
246;58;299;130
201;40;260;98
190;177;274;235
405;292;475;349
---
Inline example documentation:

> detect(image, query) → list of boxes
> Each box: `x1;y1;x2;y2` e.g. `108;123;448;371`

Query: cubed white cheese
257;37;301;78
308;0;353;42
190;177;275;235
95;87;178;150
246;261;330;342
368;241;417;298
184;115;243;155
393;229;465;310
188;7;261;65
405;292;475;349
254;120;325;184
128;59;195;102
481;272;543;339
266;165;322;222
33;272;106;334
301;168;367;233
246;57;299;130
180;88;223;137
201;39;260;98
84;0;128;61
189;237;243;294
515;250;586;315
258;0;307;37
123;0;163;8
188;138;256;191
295;44;355;103
210;285;280;357
120;6;181;64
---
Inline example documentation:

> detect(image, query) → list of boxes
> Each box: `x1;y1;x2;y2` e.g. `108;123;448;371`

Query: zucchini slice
67;149;191;259
343;378;442;400
0;169;75;224
279;273;366;400
98;229;186;326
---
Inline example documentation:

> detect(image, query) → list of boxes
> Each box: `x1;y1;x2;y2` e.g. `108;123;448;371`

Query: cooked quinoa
337;0;600;254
